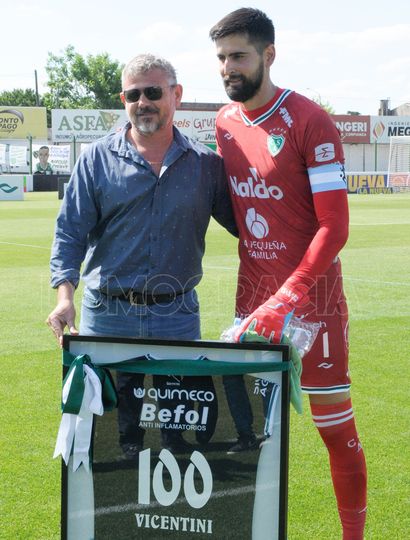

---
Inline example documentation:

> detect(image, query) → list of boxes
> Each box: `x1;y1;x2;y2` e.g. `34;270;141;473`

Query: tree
44;45;124;109
311;96;335;115
0;88;40;107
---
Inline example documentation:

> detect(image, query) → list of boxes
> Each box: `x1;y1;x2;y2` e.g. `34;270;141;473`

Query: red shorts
300;299;351;394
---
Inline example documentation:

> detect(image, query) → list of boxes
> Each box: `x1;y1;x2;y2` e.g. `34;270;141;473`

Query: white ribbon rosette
53;355;117;471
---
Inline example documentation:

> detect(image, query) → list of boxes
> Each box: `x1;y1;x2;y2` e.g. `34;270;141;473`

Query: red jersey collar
239;88;292;126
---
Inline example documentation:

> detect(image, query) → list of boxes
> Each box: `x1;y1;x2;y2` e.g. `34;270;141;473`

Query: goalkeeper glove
233;280;309;344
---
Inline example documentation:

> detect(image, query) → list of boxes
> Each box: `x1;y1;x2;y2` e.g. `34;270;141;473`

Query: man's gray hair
122;54;177;87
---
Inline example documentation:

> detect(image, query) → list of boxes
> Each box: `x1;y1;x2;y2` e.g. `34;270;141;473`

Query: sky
1;0;409;115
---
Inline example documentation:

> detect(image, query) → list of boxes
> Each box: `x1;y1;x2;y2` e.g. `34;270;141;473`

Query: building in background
378;99;410;117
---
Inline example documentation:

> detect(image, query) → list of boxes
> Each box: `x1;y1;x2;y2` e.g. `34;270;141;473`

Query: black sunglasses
122;85;175;103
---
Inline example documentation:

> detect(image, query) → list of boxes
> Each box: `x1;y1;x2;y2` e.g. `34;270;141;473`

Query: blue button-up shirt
50;123;237;294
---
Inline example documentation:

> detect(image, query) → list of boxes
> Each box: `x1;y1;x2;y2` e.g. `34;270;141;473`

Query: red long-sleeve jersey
216;88;349;317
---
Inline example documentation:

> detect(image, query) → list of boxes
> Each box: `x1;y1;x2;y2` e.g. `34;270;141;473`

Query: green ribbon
282;336;303;414
62;353;118;414
240;331;303;414
63;349;290;377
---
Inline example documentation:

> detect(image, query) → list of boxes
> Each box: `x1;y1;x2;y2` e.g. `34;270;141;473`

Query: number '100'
138;449;213;509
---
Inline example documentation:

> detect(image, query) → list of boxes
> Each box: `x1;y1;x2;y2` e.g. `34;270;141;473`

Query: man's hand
233;280;310;344
46;282;78;347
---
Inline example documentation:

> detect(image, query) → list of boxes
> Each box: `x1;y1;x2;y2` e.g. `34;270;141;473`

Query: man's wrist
276;278;310;309
57;281;76;302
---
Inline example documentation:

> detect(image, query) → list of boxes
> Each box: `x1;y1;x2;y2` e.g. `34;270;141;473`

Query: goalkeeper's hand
233;280;309;344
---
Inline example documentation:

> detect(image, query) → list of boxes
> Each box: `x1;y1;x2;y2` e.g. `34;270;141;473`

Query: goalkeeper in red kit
210;8;367;540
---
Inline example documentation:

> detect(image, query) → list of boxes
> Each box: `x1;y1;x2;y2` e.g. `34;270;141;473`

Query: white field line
350;222;410;226
204;266;409;286
203;265;237;271
1;246;408;286
69;484;256;518
0;241;50;250
344;277;410;286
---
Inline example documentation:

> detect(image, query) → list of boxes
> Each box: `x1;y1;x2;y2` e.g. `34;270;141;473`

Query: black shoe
227;435;258;455
121;442;143;460
161;435;192;454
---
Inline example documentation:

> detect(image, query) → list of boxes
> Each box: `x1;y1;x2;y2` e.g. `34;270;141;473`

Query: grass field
1;192;409;539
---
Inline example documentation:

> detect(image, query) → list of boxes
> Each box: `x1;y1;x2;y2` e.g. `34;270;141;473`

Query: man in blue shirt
47;53;237;458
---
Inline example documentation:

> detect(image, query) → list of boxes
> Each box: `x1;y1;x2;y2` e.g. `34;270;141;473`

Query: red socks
310;398;367;540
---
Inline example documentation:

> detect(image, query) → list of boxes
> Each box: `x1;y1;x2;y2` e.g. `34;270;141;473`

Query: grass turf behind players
0;192;409;539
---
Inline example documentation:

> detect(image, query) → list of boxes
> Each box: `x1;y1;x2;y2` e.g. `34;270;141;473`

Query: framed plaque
59;336;290;540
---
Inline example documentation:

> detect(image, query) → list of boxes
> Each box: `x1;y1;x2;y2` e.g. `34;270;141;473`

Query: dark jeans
79;288;201;447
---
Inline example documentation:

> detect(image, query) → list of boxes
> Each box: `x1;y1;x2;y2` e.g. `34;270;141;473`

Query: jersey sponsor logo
245;208;269;239
317;362;334;369
313;320;327;329
253;378;271;397
243;239;286;250
140;403;210;428
279;106;293;128
229;167;284;200
267;133;285;157
134;386;215;403
134;387;145;398
244;238;285;260
223;106;238;119
314;143;335;162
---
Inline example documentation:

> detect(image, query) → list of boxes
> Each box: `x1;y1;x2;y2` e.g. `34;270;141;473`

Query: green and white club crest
267;134;285;157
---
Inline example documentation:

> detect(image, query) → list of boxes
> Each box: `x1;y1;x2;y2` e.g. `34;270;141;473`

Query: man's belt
106;289;188;306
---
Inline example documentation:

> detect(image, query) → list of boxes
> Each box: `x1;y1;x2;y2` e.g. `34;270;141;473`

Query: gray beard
134;117;160;135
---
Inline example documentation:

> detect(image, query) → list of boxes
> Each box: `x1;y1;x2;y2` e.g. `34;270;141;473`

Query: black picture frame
60;335;290;540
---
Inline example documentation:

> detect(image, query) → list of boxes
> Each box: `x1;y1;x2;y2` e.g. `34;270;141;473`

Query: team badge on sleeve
314;143;335;162
267;134;285;157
